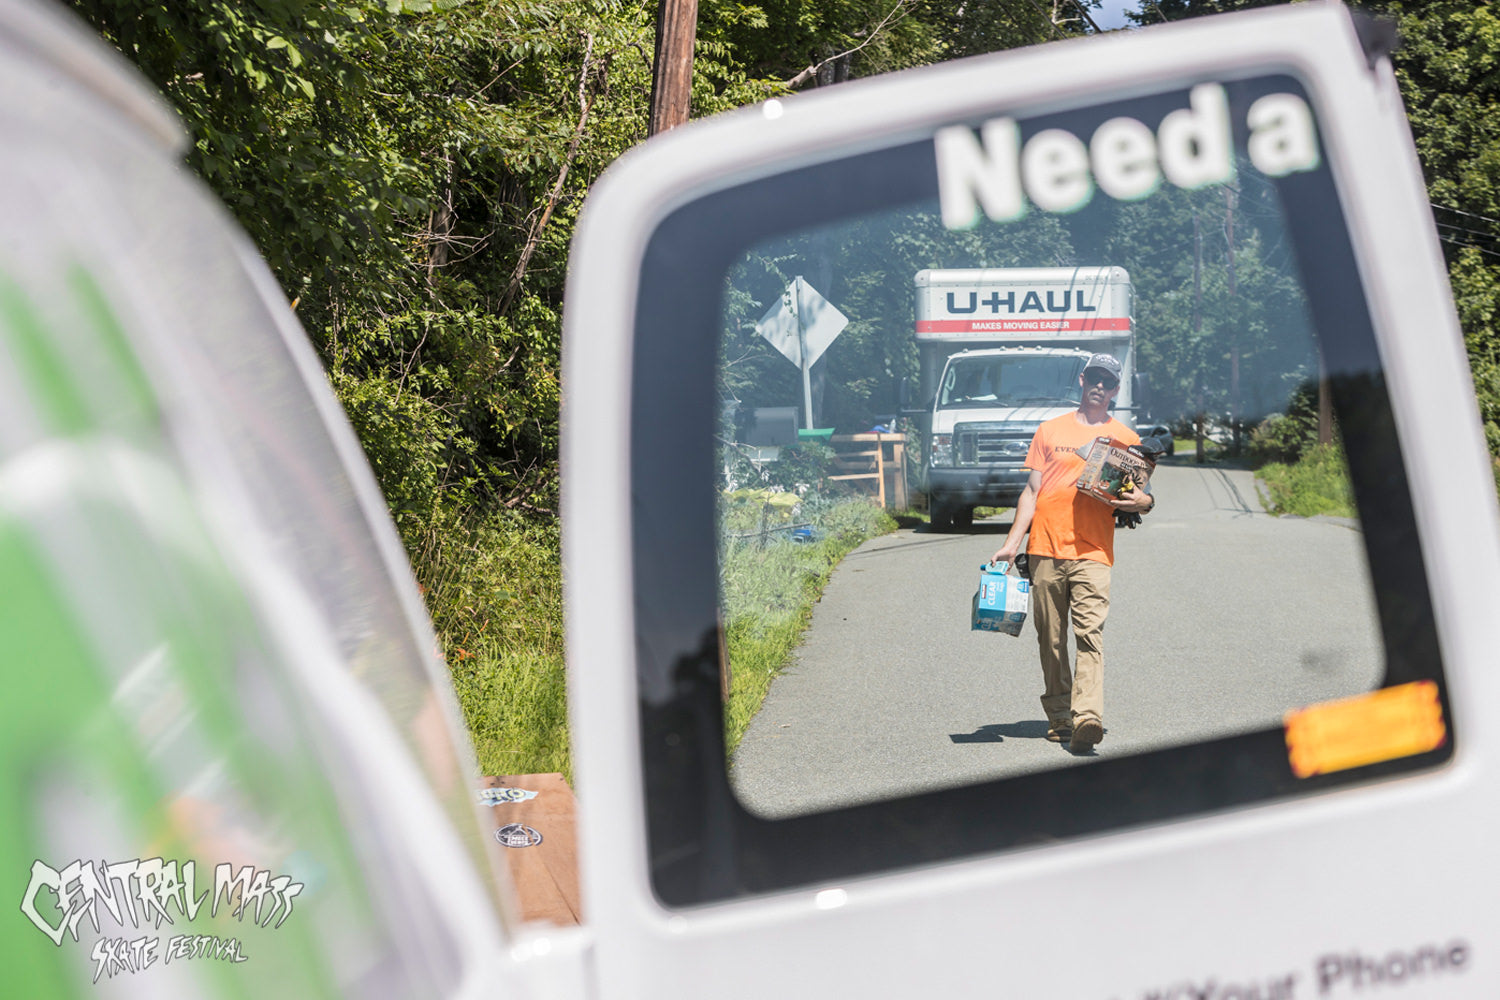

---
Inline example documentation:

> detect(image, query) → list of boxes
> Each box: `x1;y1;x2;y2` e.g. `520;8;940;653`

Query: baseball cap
1082;353;1122;380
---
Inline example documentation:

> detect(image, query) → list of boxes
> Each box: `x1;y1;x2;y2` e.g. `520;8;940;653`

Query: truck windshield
939;355;1084;408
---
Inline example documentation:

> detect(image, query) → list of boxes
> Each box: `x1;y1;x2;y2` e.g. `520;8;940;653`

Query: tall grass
407;493;894;780
719;496;895;754
410;507;570;780
1256;442;1356;518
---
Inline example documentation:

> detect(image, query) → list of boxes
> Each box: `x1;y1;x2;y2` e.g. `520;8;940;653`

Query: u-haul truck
913;266;1139;530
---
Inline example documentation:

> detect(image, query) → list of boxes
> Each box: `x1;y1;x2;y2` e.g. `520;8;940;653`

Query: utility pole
1226;186;1240;454
649;0;698;136
1194;210;1205;464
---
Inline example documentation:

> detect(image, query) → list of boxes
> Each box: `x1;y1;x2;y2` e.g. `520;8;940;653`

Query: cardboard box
971;561;1029;636
1076;436;1156;504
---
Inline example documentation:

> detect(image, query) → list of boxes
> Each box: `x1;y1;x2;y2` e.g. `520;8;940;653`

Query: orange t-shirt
1024;413;1140;566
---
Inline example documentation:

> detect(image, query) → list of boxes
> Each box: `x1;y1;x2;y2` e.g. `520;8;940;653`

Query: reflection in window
715;137;1387;819
940;354;1085;408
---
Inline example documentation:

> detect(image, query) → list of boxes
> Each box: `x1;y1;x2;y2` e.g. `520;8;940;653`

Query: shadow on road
949;720;1050;743
918;520;1014;536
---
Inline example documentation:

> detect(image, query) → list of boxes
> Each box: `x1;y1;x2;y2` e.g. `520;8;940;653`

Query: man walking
992;354;1154;752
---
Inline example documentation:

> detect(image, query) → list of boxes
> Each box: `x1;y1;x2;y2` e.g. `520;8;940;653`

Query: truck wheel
954;506;973;530
929;498;956;532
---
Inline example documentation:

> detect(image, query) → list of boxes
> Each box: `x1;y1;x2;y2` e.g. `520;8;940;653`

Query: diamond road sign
756;276;848;368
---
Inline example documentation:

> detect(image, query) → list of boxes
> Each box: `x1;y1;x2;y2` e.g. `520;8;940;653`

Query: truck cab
927;346;1094;528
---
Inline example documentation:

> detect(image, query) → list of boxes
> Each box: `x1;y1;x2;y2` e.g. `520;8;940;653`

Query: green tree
719;207;1077;435
66;1;660;525
1124;0;1284;28
1117;0;1500;471
1371;1;1500;463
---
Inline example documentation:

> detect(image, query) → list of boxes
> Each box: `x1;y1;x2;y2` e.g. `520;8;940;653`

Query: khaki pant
1030;556;1111;727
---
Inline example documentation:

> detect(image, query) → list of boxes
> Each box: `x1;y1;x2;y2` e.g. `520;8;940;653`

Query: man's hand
1110;485;1154;513
992;539;1021;566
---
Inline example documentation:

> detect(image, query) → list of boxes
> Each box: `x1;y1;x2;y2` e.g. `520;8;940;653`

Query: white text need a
935;83;1320;228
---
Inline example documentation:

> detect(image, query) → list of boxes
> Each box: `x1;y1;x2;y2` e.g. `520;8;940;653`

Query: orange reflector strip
1285;680;1446;779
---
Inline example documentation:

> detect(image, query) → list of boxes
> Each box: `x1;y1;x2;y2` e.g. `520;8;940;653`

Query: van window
629;73;1450;906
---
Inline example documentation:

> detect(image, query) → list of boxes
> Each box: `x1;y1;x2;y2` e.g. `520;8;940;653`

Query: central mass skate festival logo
18;857;305;984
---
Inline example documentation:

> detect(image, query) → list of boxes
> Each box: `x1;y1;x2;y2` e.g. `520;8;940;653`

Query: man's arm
1110;431;1156;514
992;470;1041;565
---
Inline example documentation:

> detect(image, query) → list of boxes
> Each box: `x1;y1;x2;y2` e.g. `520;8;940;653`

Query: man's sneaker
1046;721;1072;743
1070;718;1104;751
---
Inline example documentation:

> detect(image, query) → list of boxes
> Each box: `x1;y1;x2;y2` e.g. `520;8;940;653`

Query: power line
1067;0;1103;33
1432;203;1500;228
1437;234;1500;262
1435;220;1500;243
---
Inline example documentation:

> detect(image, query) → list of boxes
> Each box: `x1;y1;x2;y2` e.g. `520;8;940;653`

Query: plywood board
479;773;581;926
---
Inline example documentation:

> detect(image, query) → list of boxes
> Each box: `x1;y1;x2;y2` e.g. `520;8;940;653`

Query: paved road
730;463;1384;818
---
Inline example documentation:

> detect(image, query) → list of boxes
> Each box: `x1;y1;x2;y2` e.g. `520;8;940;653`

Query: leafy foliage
68;0;653;530
1257;442;1356;518
1115;0;1500;474
71;0;1066;528
1117;182;1318;439
1123;0;1284;29
69;0;1500;779
1373;1;1500;462
69;0;1054;774
1248;382;1322;465
724;442;839;493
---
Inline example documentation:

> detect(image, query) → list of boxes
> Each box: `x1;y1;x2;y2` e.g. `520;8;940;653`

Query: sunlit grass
409;495;896;780
411;508;570;780
719;496;895;755
1256;442;1356;519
